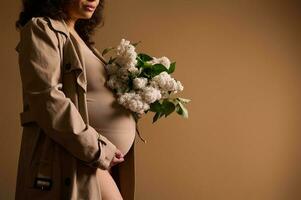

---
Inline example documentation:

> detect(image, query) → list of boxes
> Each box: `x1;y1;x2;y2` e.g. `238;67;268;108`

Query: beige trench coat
15;16;136;200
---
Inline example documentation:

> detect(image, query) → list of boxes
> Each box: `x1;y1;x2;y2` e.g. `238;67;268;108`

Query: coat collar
45;16;109;93
47;17;87;92
45;16;70;38
46;16;108;65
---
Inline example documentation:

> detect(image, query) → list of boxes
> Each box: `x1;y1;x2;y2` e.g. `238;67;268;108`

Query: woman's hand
109;148;124;168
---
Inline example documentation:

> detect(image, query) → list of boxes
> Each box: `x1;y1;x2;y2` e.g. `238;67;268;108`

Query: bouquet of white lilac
101;39;190;142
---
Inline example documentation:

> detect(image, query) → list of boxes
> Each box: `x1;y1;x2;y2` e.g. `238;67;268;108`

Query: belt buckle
34;177;52;191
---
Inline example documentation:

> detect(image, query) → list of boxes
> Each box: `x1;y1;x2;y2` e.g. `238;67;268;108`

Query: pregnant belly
87;91;136;156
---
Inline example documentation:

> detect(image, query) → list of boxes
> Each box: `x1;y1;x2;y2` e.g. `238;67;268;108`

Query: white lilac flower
147;56;171;69
105;63;119;75
167;80;179;91
116;39;132;55
176;80;184;91
115;55;137;69
140;86;162;104
107;75;118;89
128;66;140;74
151;71;178;92
161;91;170;98
115;39;138;69
127;99;148;114
117;68;129;81
117;92;135;104
149;80;159;88
133;77;148;89
117;92;149;114
107;75;125;90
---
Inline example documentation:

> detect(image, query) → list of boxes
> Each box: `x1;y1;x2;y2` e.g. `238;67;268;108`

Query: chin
81;16;93;19
79;13;94;19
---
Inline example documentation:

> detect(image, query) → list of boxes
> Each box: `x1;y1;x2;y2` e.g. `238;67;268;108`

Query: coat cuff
86;126;117;170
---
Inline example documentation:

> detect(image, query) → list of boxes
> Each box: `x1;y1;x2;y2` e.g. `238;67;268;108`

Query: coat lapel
45;16;87;92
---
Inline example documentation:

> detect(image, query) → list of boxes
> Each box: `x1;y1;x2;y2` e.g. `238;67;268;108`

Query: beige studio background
0;0;301;199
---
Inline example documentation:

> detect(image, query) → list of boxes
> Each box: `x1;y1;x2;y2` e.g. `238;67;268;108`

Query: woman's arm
17;17;116;170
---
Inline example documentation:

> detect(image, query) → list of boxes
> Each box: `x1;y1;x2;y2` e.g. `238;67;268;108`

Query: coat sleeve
17;17;116;170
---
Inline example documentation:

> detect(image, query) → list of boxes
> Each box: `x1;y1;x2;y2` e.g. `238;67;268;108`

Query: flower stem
133;113;147;143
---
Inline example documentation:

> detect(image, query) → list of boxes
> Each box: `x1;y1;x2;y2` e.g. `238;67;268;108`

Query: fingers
115;156;124;163
109;148;125;168
111;156;124;167
115;149;124;159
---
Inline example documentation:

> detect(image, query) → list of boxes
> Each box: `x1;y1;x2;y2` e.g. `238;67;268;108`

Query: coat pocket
25;186;55;200
27;129;55;191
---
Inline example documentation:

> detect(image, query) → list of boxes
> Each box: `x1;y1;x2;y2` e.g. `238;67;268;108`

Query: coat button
65;63;71;71
64;177;71;186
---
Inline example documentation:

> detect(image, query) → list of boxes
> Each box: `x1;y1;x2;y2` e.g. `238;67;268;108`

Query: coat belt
20;110;36;126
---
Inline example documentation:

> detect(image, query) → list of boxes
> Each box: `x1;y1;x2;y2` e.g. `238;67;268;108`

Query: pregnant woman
15;0;136;199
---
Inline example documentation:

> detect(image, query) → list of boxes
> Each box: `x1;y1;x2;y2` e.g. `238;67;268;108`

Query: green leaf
176;97;191;104
102;47;115;56
153;63;168;72
151;100;176;118
168;62;176;74
175;104;182;115
142;62;153;68
150;101;163;112
136;57;144;68
142;71;151;78
138;53;153;62
150;64;168;77
162;100;176;117
152;112;163;123
141;67;153;78
176;102;189;118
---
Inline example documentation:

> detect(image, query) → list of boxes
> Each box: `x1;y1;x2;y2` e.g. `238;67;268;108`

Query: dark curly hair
15;0;106;47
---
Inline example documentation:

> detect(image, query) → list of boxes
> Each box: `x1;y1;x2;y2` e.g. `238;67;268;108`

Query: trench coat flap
46;16;88;92
17;17;117;170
